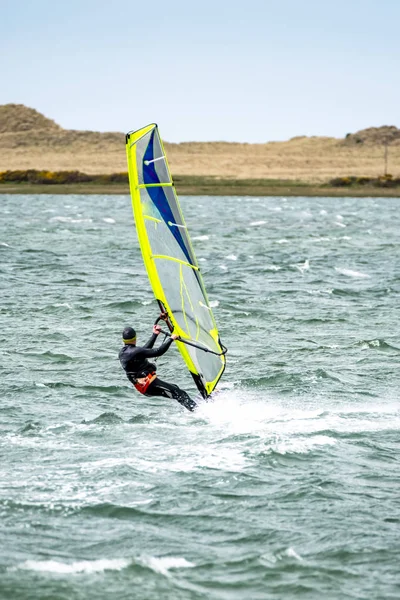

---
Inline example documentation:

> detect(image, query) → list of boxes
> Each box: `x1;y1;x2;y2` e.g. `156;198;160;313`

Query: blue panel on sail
143;132;193;266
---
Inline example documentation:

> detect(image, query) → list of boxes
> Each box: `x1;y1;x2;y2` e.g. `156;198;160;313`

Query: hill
0;104;61;134
344;125;400;146
0;104;399;181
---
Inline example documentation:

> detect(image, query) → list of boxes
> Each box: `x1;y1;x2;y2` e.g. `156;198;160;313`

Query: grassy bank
1;174;400;197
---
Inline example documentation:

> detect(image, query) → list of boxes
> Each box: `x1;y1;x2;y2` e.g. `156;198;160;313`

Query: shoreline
1;178;400;197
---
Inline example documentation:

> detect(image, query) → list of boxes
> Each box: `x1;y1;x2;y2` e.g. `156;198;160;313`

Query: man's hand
171;334;179;340
153;325;161;335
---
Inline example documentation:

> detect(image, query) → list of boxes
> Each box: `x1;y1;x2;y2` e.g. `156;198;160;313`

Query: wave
38;382;123;393
106;300;144;309
335;267;370;278
243;369;343;388
354;339;400;352
81;412;123;425
140;556;195;577
10;558;130;575
17;421;43;435
9;555;195;577
25;350;77;362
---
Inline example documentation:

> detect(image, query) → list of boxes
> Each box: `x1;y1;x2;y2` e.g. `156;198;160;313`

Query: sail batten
126;123;226;398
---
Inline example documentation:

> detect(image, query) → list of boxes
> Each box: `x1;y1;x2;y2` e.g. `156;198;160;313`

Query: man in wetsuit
119;324;197;412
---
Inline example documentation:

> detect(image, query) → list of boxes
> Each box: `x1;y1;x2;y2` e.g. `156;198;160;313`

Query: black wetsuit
119;333;197;412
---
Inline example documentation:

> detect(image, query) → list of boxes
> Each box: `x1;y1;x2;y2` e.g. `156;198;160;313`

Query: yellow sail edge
125;124;225;397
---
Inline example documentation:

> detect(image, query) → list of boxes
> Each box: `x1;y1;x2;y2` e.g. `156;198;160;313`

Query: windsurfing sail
125;124;226;398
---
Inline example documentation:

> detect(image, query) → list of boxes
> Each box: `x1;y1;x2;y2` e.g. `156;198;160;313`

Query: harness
133;372;156;395
130;327;169;395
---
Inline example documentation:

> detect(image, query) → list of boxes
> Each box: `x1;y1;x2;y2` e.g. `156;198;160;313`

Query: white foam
226;254;237;261
310;236;331;243
260;547;304;566
307;288;333;295
249;220;266;226
271;435;336;455
103;218;116;224
13;558;130;574
293;259;310;274
193;235;209;241
0;242;10;247
286;547;304;561
142;556;195;577
209;300;220;308
49;217;93;224
335;267;370;278
219;265;228;270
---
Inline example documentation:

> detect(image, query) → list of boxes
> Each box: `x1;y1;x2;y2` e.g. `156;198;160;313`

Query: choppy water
1;193;399;600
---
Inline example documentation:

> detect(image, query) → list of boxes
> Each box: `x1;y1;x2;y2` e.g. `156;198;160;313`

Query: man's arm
143;325;163;348
140;337;174;358
143;333;158;349
140;330;179;359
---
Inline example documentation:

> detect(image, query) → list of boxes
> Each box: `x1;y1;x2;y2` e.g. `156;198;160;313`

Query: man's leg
146;377;197;412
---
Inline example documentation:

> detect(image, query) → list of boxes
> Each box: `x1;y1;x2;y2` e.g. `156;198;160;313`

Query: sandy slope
0;104;399;181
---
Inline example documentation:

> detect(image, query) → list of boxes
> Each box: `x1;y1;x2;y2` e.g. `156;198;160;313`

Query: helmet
122;326;136;343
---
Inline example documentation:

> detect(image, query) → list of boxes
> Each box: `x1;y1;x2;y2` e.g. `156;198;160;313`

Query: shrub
330;177;354;187
0;170;128;184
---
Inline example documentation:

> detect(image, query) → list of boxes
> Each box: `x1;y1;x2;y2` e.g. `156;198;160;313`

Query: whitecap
49;217;92;224
142;556;195;577
271;435;336;455
286;547;304;562
293;259;310;274
193;235;209;241
307;289;333;296
219;265;228;270
209;300;219;308
335;267;370;278
103;218;116;224
260;548;304;565
250;220;266;226
310;236;330;243
12;558;130;574
226;254;237;261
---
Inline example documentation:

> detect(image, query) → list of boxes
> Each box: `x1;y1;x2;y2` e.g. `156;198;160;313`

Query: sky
1;0;399;143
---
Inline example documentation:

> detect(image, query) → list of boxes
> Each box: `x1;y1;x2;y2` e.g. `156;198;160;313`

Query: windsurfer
119;324;197;412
